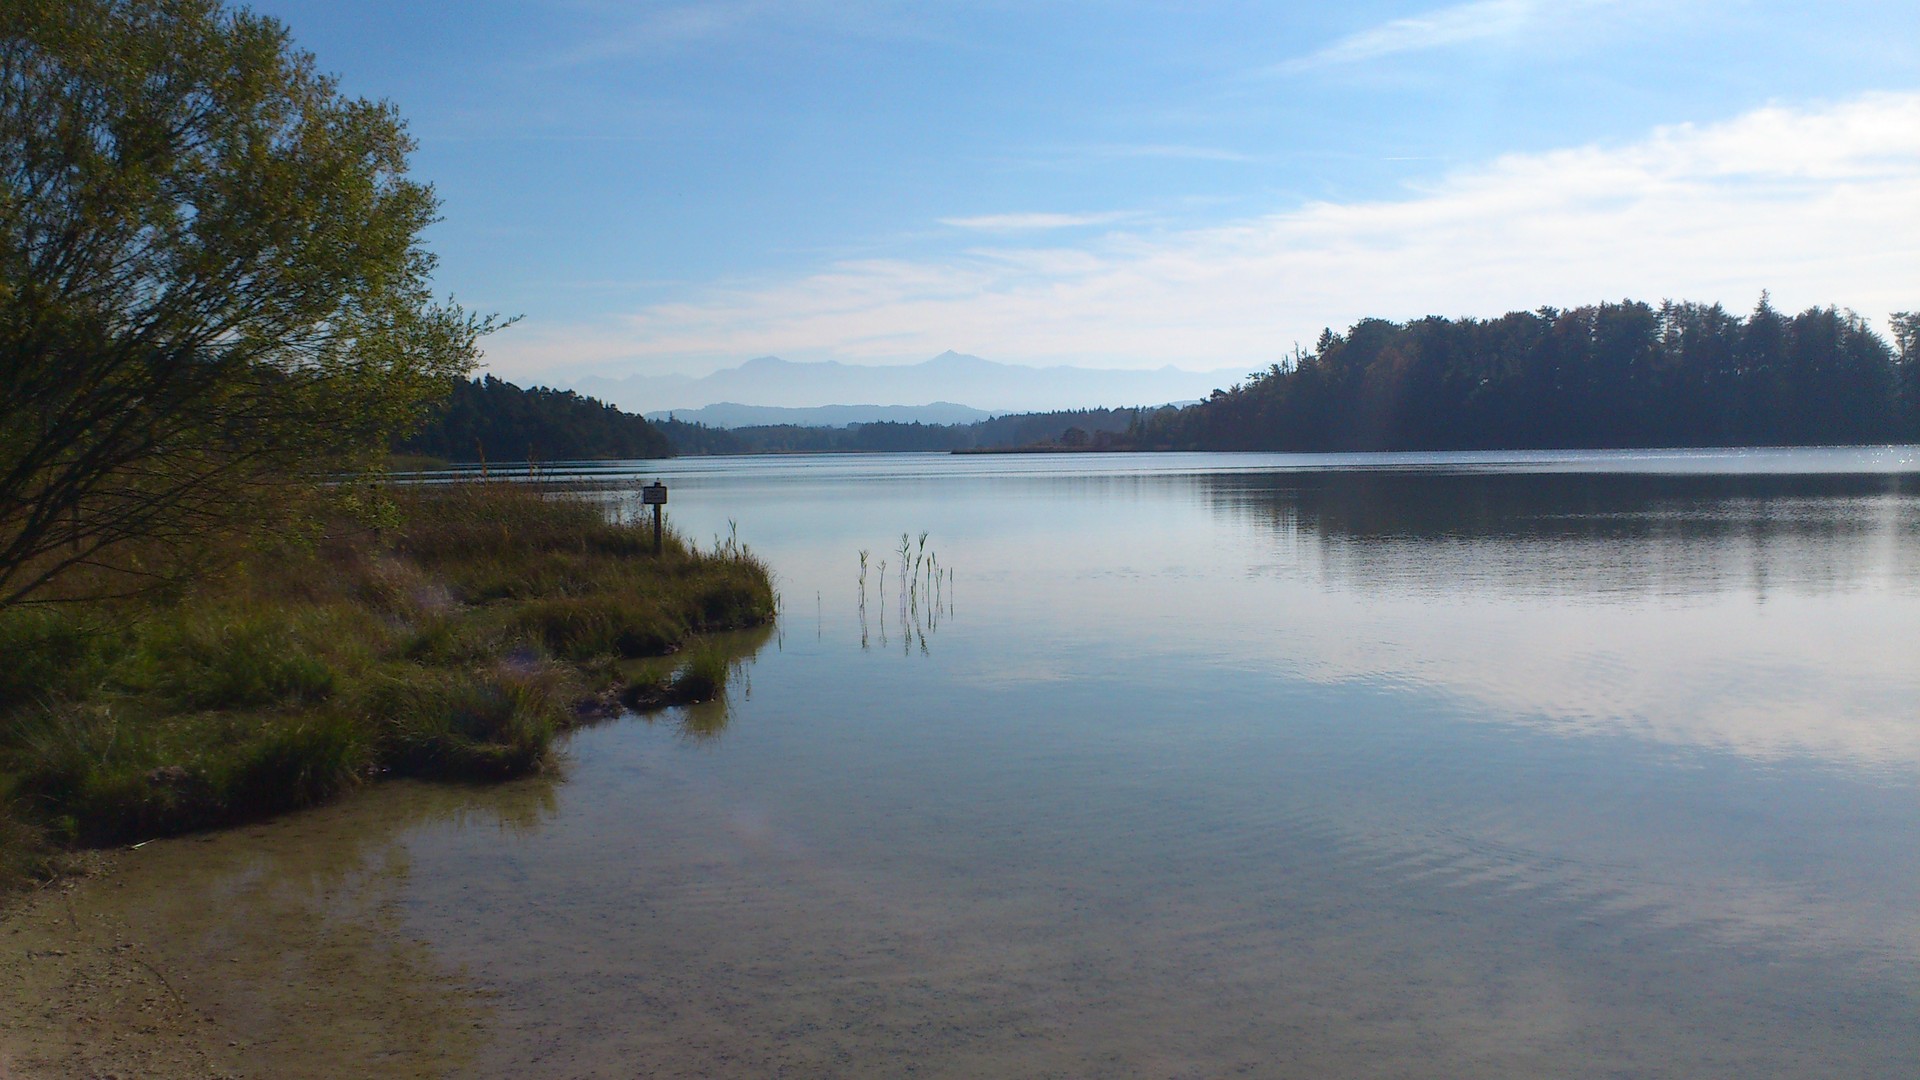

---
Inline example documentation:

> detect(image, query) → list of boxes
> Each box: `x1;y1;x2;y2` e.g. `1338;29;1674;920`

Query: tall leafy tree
0;0;497;605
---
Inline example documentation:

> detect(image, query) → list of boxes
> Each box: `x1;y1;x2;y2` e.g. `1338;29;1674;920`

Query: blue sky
254;1;1919;385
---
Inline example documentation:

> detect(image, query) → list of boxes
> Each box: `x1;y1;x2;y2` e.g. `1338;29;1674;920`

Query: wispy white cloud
1277;0;1613;72
939;212;1134;231
486;94;1920;380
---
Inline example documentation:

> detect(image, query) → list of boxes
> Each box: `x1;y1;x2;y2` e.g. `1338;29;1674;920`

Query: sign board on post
641;482;667;555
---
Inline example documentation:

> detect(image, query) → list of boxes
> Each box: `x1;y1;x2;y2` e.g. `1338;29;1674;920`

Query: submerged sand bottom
17;454;1920;1077
0;781;514;1079
4;709;1914;1080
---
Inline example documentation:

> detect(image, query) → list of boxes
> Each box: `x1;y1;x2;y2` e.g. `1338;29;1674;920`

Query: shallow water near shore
30;448;1920;1076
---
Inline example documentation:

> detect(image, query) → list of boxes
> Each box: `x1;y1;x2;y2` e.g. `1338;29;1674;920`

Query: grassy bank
0;481;775;884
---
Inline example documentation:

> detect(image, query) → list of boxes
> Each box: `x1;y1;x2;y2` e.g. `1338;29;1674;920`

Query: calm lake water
89;448;1920;1077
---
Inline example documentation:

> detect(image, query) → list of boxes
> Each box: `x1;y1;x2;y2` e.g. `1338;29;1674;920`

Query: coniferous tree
1138;296;1916;452
398;376;672;462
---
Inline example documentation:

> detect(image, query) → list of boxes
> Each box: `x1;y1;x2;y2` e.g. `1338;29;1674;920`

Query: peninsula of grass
0;481;775;884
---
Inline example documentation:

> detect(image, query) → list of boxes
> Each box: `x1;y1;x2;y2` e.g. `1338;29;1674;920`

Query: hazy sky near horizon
254;1;1919;385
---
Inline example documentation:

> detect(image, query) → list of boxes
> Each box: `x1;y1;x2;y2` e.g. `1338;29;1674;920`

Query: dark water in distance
110;448;1920;1076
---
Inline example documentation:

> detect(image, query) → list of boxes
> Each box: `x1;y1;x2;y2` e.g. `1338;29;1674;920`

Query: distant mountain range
643;401;999;428
568;352;1245;426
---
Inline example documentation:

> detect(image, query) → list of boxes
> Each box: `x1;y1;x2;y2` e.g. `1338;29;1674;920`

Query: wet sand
1;856;243;1080
0;782;512;1079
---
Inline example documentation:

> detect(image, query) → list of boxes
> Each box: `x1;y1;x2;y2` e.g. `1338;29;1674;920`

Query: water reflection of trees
1204;470;1920;600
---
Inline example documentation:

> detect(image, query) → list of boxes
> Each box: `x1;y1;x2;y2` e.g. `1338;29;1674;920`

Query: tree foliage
398;375;673;462
1139;298;1918;452
660;408;1141;455
403;385;1142;460
0;0;494;605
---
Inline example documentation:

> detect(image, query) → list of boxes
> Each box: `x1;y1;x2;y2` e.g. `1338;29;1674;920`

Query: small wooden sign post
641;481;667;555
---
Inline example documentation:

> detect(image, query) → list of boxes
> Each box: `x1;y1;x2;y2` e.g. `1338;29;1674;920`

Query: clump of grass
669;648;730;704
361;666;563;780
0;607;115;712
219;712;372;816
510;595;682;660
618;667;673;712
6;702;374;845
115;610;338;711
0;479;778;884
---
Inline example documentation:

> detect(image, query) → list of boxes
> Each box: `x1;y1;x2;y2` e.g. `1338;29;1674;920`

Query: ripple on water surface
50;449;1920;1077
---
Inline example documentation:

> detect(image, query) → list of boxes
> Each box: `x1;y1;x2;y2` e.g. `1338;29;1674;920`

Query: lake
68;448;1920;1077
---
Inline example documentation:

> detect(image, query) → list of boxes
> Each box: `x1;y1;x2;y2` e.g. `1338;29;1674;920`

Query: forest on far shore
655;408;1140;455
397;375;673;462
1137;296;1918;451
398;377;1142;460
401;296;1920;462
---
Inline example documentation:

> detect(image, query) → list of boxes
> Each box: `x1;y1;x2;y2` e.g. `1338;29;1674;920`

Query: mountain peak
571;353;1244;415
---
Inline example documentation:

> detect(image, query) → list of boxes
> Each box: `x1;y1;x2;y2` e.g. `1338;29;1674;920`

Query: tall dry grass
0;480;775;876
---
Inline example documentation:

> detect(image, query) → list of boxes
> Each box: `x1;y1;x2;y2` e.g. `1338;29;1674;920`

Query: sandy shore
0;793;491;1080
0;856;244;1080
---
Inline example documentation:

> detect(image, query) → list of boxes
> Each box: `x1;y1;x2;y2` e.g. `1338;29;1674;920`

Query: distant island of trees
401;296;1918;462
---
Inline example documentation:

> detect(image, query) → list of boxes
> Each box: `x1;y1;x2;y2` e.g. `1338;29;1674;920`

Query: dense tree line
1137;298;1919;452
724;421;959;453
398;375;672;462
407;392;1140;461
651;416;745;455
969;409;1138;448
660;408;1141;455
398;295;1916;467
